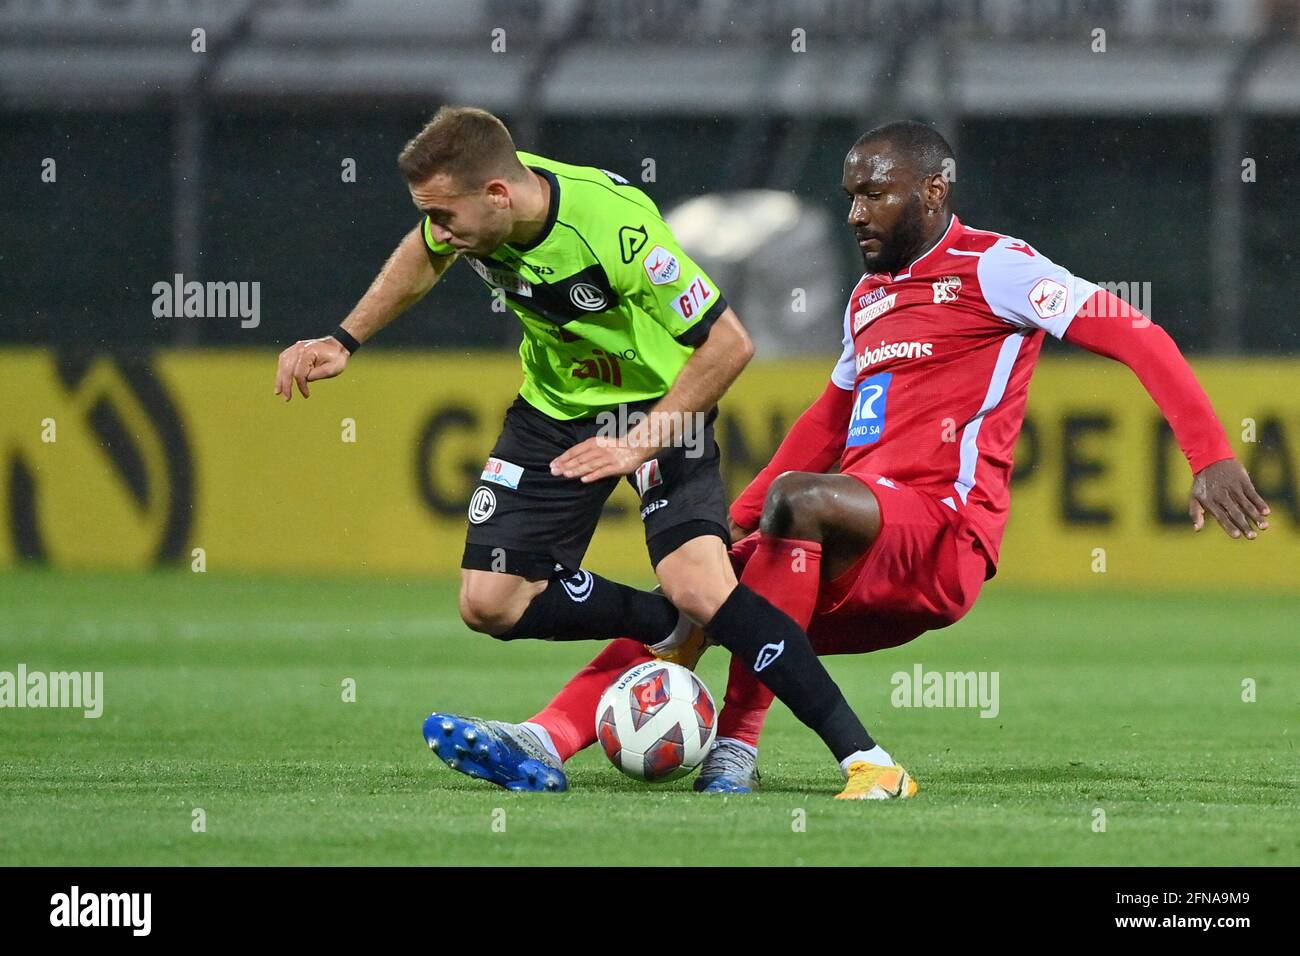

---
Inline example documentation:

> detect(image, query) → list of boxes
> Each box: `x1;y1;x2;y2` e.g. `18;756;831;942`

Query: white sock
521;721;562;764
715;736;758;757
839;744;894;774
655;609;691;650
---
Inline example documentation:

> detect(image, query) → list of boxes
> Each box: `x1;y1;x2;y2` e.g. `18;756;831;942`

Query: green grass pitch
0;569;1295;866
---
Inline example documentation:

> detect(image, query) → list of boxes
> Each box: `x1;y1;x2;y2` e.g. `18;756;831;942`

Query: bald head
852;120;954;188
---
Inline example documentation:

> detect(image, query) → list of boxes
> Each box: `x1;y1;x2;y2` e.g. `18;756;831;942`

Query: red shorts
731;471;991;655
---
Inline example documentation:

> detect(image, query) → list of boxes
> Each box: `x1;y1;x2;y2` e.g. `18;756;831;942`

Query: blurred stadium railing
1;0;1296;586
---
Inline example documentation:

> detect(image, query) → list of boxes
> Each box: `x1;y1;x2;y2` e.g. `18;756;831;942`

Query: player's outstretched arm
551;307;754;482
1062;292;1270;540
1188;458;1270;540
274;226;455;401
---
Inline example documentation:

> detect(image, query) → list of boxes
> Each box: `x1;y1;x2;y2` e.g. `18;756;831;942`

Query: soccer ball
595;660;717;782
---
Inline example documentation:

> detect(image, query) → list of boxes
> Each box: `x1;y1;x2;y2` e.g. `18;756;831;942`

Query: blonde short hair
398;106;527;188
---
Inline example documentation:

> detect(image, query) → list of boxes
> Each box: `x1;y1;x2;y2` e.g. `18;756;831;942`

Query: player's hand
274;337;350;402
727;517;753;543
1189;458;1270;540
551;435;651;483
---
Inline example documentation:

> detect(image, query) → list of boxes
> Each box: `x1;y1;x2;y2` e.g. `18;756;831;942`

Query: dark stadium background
5;1;1299;355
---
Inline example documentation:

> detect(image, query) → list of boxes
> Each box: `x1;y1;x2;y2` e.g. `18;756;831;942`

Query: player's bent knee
457;575;531;637
655;538;734;623
760;472;832;540
458;594;515;636
658;582;712;624
656;572;726;624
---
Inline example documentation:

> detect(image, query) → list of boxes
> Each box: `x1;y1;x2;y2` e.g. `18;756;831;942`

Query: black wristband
330;326;361;354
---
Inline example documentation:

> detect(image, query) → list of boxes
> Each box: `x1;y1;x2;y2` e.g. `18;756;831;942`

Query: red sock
716;653;775;746
528;638;653;761
716;536;823;747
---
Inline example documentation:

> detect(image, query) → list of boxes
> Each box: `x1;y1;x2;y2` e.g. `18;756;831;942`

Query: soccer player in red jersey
458;121;1272;799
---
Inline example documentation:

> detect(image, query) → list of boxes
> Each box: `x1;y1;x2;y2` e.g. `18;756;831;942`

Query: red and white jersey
830;214;1101;568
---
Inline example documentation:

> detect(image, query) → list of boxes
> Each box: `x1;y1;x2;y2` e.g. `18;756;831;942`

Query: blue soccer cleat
422;712;567;792
693;738;761;794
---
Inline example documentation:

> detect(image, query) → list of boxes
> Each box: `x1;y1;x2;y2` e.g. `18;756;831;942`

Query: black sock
497;569;678;644
704;584;874;762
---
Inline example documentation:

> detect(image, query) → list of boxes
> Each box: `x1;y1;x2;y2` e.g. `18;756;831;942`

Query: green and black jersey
422;151;728;420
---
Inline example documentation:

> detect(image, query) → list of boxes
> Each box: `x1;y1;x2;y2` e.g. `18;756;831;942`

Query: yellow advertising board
0;348;1295;589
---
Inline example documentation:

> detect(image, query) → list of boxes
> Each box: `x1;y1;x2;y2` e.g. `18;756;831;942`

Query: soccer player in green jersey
274;106;885;792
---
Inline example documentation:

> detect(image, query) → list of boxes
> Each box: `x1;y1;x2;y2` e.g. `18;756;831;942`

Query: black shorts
461;395;729;580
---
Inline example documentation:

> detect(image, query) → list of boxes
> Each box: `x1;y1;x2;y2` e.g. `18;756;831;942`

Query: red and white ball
595;660;717;782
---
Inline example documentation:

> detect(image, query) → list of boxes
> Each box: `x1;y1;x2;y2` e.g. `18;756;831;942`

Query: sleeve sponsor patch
669;275;715;323
1028;277;1068;319
642;245;681;285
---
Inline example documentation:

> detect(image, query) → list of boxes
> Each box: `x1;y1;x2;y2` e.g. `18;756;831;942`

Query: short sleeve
613;216;728;347
976;236;1101;340
829;297;856;389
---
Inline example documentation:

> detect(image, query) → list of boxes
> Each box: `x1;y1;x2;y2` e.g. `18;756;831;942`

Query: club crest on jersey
569;282;608;311
853;293;896;333
467;486;497;524
642;245;680;285
1028;277;1068;319
847;372;892;447
633;459;662;497
932;275;962;304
